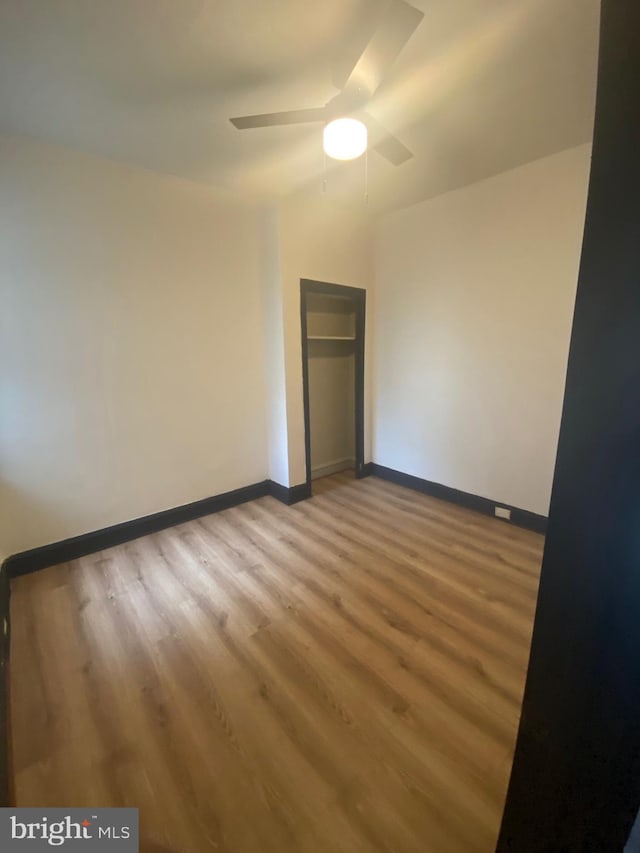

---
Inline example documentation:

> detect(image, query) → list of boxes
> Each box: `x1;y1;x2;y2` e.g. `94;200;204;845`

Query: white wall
260;205;290;487
0;133;591;554
0;134;268;555
277;191;373;485
373;144;591;516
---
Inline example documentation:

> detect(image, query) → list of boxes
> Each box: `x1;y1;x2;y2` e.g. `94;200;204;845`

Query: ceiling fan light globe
323;118;367;161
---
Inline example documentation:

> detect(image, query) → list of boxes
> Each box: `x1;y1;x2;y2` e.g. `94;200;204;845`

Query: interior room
4;0;636;851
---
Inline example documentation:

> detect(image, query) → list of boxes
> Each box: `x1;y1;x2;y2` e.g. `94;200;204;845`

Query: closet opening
300;279;366;495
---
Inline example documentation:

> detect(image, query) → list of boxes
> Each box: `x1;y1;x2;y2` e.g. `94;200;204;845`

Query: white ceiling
0;0;600;212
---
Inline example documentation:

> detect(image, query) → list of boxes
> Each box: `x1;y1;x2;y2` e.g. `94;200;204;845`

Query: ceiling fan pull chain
322;148;327;194
365;147;369;206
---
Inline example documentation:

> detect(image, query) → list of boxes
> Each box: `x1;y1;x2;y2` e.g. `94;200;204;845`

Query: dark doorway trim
300;279;366;495
0;563;10;807
497;1;640;849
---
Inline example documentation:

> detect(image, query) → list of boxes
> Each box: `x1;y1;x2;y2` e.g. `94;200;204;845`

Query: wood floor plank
10;474;543;852
225;502;526;729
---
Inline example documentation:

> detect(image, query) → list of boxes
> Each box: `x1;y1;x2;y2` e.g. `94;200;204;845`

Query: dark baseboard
0;474;313;802
0;462;540;807
0;561;10;806
269;481;312;505
370;464;547;534
358;462;374;478
3;480;271;579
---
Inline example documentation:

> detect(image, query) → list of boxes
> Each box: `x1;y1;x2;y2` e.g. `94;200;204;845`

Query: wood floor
10;473;543;853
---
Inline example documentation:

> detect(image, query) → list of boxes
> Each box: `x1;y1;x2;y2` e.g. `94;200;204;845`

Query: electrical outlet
495;506;511;521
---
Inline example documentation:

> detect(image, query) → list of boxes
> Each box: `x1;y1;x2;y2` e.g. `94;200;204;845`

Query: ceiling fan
229;0;424;165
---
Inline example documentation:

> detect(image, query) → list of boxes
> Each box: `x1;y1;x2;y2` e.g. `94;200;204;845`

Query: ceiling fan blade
364;113;413;165
339;0;424;98
374;133;413;165
230;107;328;129
332;0;385;90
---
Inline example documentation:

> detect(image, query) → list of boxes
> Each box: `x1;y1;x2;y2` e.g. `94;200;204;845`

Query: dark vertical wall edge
0;562;10;807
300;283;313;490
354;288;366;478
497;1;640;849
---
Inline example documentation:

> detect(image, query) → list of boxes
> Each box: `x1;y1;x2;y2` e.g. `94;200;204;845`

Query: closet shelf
307;335;356;341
